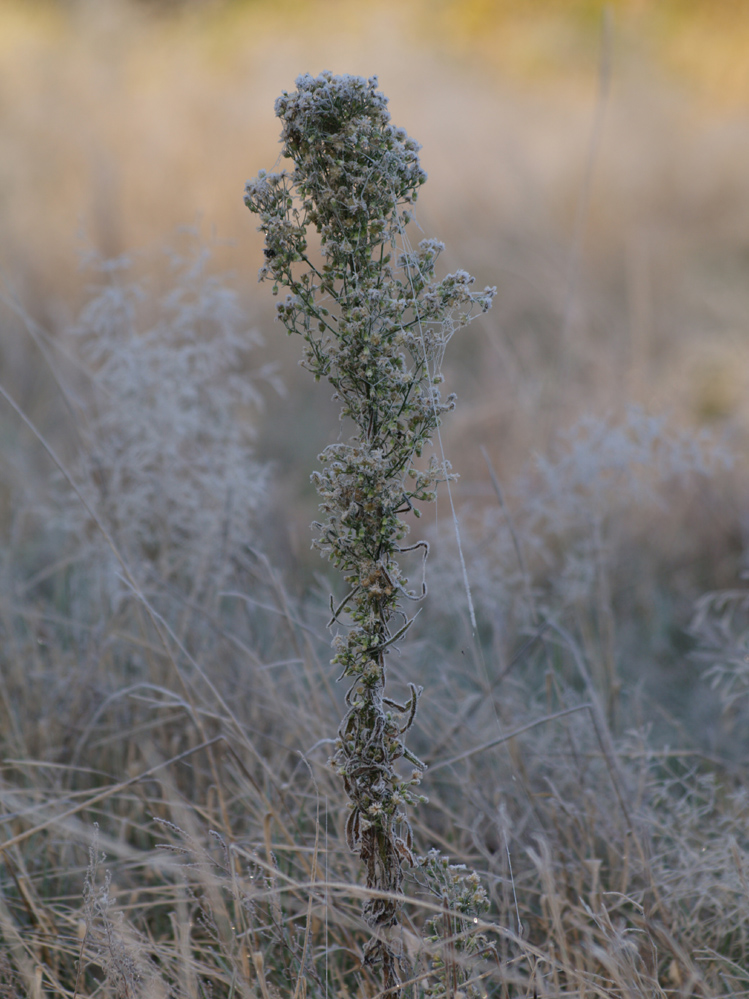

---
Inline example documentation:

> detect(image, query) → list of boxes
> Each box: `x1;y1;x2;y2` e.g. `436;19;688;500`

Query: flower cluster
245;71;494;990
417;850;493;998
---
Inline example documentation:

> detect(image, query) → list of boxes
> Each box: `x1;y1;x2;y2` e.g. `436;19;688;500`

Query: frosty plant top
244;72;494;547
245;72;494;989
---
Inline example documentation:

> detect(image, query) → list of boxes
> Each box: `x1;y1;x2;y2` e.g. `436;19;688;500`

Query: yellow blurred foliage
424;0;749;105
3;0;749;105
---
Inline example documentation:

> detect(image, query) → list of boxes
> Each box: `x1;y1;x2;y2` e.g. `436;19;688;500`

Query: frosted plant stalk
245;71;494;990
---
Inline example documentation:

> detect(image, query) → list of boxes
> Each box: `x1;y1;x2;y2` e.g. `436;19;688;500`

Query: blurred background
2;0;749;738
5;9;749;990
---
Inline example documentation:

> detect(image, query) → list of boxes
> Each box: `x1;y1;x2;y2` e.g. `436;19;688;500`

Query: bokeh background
3;0;749;735
5;5;749;992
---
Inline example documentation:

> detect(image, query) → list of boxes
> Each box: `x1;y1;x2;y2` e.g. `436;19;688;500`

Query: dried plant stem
245;72;494;989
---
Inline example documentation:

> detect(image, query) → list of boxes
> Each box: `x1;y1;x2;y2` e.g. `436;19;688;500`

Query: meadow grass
2;3;749;997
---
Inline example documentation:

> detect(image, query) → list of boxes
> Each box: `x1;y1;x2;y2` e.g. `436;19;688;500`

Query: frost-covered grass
1;385;749;999
2;4;749;997
1;238;749;996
